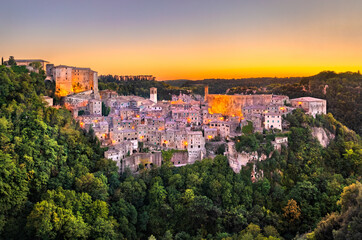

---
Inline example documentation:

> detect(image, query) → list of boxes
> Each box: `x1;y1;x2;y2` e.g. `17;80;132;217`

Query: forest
0;66;361;239
98;75;192;101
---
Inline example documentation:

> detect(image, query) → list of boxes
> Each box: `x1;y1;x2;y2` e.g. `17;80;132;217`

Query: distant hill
163;77;301;94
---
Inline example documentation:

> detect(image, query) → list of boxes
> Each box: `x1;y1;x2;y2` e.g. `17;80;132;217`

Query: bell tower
204;85;209;102
150;87;157;103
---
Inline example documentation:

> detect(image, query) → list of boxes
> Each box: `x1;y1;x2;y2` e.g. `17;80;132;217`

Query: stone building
265;112;282;130
290;97;327;117
14;59;49;71
204;127;218;141
150;87;157;103
186;131;205;163
271;137;288;152
88;99;102;115
51;65;98;97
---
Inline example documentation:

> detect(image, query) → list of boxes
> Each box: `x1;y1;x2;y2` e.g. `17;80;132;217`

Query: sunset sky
1;0;361;80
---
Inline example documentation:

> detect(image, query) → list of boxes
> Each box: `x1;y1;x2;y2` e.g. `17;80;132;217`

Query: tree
29;61;42;71
102;102;110;116
283;199;301;222
26;200;90;239
75;173;109;201
149;182;167;206
7;56;16;66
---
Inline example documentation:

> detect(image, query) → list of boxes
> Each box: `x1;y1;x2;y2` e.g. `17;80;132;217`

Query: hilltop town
10;58;328;174
1;57;360;240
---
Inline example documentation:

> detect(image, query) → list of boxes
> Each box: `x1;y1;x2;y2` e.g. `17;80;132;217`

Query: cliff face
226;142;268;173
311;127;335;148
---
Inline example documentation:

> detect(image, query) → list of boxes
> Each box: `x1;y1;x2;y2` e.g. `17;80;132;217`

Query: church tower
204;85;209;102
150;87;157;103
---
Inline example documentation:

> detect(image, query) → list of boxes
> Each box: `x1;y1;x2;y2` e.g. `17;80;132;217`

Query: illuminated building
50;65;99;97
290;97;327;117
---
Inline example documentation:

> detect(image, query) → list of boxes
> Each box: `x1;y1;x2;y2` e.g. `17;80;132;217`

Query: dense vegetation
268;71;362;135
164;77;301;95
99;75;193;100
0;66;361;239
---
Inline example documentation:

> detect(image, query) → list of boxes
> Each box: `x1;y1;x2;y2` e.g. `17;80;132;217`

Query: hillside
164;77;301;94
99;75;193;100
266;71;362;135
0;66;361;239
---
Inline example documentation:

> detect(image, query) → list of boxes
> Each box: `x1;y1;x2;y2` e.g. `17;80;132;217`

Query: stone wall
122;152;162;172
170;151;189;166
206;94;273;116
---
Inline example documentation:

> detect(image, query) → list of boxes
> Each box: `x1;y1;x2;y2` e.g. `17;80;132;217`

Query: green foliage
242;121;254;135
0;66;360;240
102;102;110;116
7;56;17;66
312;182;362;240
99;75;192;100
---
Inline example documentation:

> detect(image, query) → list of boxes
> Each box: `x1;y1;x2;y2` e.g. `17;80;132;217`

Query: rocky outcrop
311;127;335;148
226;142;267;173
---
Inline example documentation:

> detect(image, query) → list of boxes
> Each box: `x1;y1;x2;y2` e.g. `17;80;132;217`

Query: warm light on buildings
208;135;213;139
280;107;285;110
298;102;302;105
207;95;243;116
184;141;188;146
171;99;184;105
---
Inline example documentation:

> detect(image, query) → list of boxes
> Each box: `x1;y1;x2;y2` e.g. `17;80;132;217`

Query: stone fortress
11;58;99;97
48;65;99;97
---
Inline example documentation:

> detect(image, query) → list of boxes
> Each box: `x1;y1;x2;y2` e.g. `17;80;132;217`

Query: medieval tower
150;87;157;103
204;85;209;102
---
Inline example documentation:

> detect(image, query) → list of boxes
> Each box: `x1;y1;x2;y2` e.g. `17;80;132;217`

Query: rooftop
291;97;326;102
54;65;95;71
